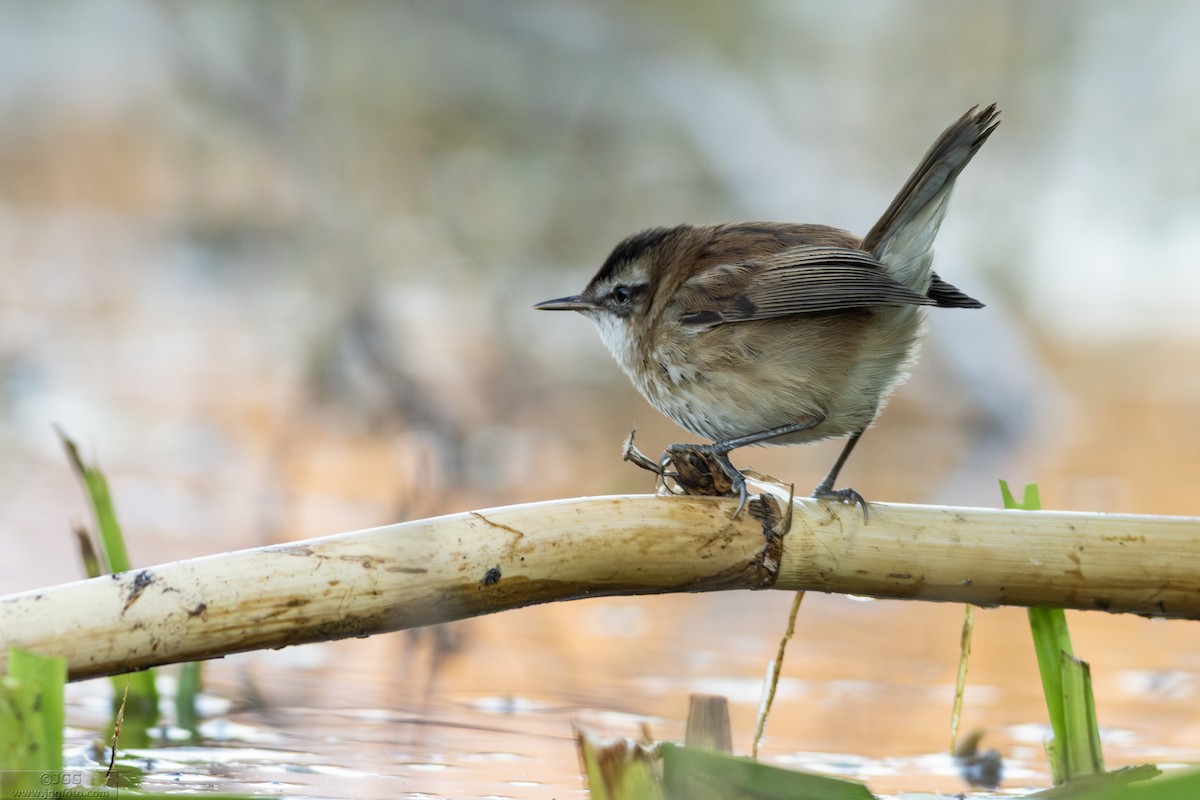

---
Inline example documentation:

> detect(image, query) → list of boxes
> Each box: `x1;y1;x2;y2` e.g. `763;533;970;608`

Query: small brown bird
535;105;998;516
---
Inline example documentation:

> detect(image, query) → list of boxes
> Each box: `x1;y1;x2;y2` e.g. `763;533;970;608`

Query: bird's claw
623;430;790;522
663;442;749;518
813;485;870;522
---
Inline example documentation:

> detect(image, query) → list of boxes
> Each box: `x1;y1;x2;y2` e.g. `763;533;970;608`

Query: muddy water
55;584;1200;798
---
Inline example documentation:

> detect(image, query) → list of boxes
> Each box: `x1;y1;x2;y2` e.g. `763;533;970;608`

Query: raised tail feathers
862;104;999;291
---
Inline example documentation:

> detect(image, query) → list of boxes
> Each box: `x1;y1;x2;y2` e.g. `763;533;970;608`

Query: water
54;590;1200;797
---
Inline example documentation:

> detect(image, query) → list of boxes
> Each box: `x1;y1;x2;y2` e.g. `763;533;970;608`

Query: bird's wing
674;245;935;327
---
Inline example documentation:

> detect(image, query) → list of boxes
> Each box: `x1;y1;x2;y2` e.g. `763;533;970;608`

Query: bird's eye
612;285;632;304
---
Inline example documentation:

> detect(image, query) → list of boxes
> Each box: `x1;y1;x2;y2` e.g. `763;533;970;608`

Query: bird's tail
862;104;999;291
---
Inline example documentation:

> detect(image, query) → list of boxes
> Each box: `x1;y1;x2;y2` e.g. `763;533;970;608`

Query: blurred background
2;1;1199;797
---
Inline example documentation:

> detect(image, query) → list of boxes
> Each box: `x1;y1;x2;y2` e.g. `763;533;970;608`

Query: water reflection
51;592;1200;796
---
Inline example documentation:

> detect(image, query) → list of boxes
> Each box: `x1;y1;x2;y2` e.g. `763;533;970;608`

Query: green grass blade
1;648;68;794
7;648;66;773
1098;766;1200;799
59;429;132;574
1060;652;1104;778
1002;480;1104;784
175;662;203;739
59;430;161;742
1028;605;1072;781
999;478;1042;511
661;743;876;800
0;681;48;797
1030;764;1162;798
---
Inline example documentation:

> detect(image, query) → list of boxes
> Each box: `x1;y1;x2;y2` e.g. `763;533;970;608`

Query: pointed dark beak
533;295;597;312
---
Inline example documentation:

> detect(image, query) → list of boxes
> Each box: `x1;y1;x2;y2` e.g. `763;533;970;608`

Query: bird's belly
630;312;924;444
633;357;870;445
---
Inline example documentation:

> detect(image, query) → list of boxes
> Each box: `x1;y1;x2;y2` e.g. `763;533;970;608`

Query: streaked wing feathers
676;245;934;327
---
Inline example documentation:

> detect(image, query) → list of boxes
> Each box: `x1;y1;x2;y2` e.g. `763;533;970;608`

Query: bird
535;104;998;518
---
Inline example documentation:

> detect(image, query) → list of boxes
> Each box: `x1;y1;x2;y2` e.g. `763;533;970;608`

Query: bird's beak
533;295;597;312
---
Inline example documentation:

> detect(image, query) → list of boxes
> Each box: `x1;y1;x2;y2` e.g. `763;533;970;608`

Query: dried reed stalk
2;493;1197;681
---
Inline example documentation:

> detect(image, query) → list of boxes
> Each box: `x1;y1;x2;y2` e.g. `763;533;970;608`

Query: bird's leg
812;430;869;520
666;417;824;518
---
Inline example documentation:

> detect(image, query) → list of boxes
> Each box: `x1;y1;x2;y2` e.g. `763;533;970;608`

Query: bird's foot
622;429;754;519
812;483;869;522
662;442;748;517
